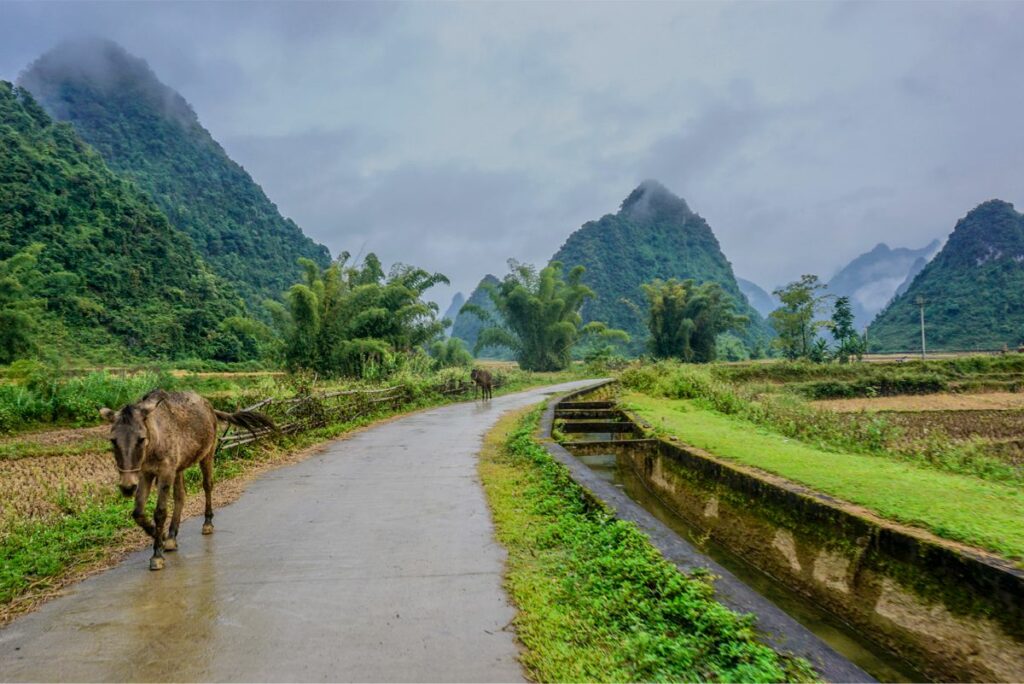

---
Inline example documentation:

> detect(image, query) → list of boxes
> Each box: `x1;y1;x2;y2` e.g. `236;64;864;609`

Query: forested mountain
827;240;940;331
0;81;245;359
894;256;929;298
442;292;464;336
549;180;771;354
450;275;510;359
19;38;330;308
868;200;1024;351
737;278;777;318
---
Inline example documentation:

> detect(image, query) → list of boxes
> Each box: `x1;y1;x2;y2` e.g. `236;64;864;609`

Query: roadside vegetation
462;260;629;371
478;406;816;683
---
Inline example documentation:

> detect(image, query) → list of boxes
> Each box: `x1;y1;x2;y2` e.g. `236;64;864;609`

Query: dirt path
0;380;600;683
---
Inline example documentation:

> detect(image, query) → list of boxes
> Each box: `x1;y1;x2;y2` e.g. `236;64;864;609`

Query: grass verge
478;406;816;683
0;372;587;623
620;361;1021;485
624;392;1024;561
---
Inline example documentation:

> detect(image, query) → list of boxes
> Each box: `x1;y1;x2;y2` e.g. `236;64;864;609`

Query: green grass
0;494;132;603
624;392;1024;561
0;436;108;462
620;361;1022;484
479;406;816;683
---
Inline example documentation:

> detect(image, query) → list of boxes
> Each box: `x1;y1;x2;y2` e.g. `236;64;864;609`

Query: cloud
2;1;1023;299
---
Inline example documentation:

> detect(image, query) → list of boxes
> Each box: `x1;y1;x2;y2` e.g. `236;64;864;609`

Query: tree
464;260;628;371
769;275;830;360
0;243;43;364
274;253;449;377
640;278;748;363
828;296;864;363
429;337;473;370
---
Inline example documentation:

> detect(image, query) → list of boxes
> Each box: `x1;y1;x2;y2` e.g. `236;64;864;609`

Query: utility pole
916;296;926;360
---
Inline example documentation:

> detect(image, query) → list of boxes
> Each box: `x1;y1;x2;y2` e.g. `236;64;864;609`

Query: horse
470;368;493;400
100;389;275;571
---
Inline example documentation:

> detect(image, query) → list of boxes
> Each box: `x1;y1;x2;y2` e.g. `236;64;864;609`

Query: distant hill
827;240;940;331
450;275;511;359
737;278;778;318
868;200;1024;351
549;180;772;354
19;38;330;309
0;81;244;360
441;292;464;337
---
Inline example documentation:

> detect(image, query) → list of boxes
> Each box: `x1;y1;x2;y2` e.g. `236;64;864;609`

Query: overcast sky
2;1;1023;306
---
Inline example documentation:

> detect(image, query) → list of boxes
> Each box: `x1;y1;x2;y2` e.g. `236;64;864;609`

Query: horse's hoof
163;538;177;552
149;557;165;571
202;523;214;535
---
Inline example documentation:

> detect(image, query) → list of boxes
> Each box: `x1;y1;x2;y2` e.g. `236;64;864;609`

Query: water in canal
575;451;927;683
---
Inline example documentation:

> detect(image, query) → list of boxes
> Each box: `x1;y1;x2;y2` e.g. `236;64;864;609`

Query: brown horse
470;368;493;400
100;389;275;571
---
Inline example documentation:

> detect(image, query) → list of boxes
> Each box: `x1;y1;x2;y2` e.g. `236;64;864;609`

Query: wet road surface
0;380;600;683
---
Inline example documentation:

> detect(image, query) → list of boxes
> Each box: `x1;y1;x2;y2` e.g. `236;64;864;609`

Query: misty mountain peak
20;37;197;127
620;179;692;221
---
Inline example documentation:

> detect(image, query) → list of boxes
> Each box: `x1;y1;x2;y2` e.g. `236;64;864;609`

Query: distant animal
470;368;493;400
100;389;275;571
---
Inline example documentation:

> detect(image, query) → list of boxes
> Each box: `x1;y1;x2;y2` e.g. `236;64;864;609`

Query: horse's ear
137;392;167;418
100;407;117;423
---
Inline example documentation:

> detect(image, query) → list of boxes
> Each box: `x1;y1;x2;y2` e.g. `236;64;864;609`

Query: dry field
0;450;111;525
811;392;1024;468
812;392;1024;412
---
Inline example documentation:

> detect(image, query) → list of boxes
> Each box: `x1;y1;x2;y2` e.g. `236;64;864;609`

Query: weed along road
0;380;602;683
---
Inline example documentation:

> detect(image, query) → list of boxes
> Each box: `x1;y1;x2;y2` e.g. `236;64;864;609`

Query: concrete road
0;380;600;683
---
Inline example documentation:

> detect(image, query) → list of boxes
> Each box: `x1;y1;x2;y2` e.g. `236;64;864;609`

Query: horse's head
99;394;162;496
470;368;480;382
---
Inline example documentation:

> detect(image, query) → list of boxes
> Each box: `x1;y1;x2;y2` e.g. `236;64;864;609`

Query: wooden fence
217;377;496;452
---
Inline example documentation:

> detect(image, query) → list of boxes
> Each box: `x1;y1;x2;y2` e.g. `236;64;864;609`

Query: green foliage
276;253;449;378
641;278;747;362
715;333;751;362
0;244;44;363
769;275;829;360
0;81;252;361
206;316;277;364
712;354;1024;395
428;337;472;370
468;261;628;372
828;296;864;363
0;367;175;433
550;180;773;356
20;39;330;310
869;200;1024;351
480;408;814;682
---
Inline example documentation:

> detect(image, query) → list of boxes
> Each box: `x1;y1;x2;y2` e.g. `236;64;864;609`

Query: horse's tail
215;409;277;436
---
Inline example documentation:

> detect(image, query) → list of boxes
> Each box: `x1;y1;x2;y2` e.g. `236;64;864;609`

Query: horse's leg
165;471;185;552
132;472;156;539
201;454;215;535
149;476;171;571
